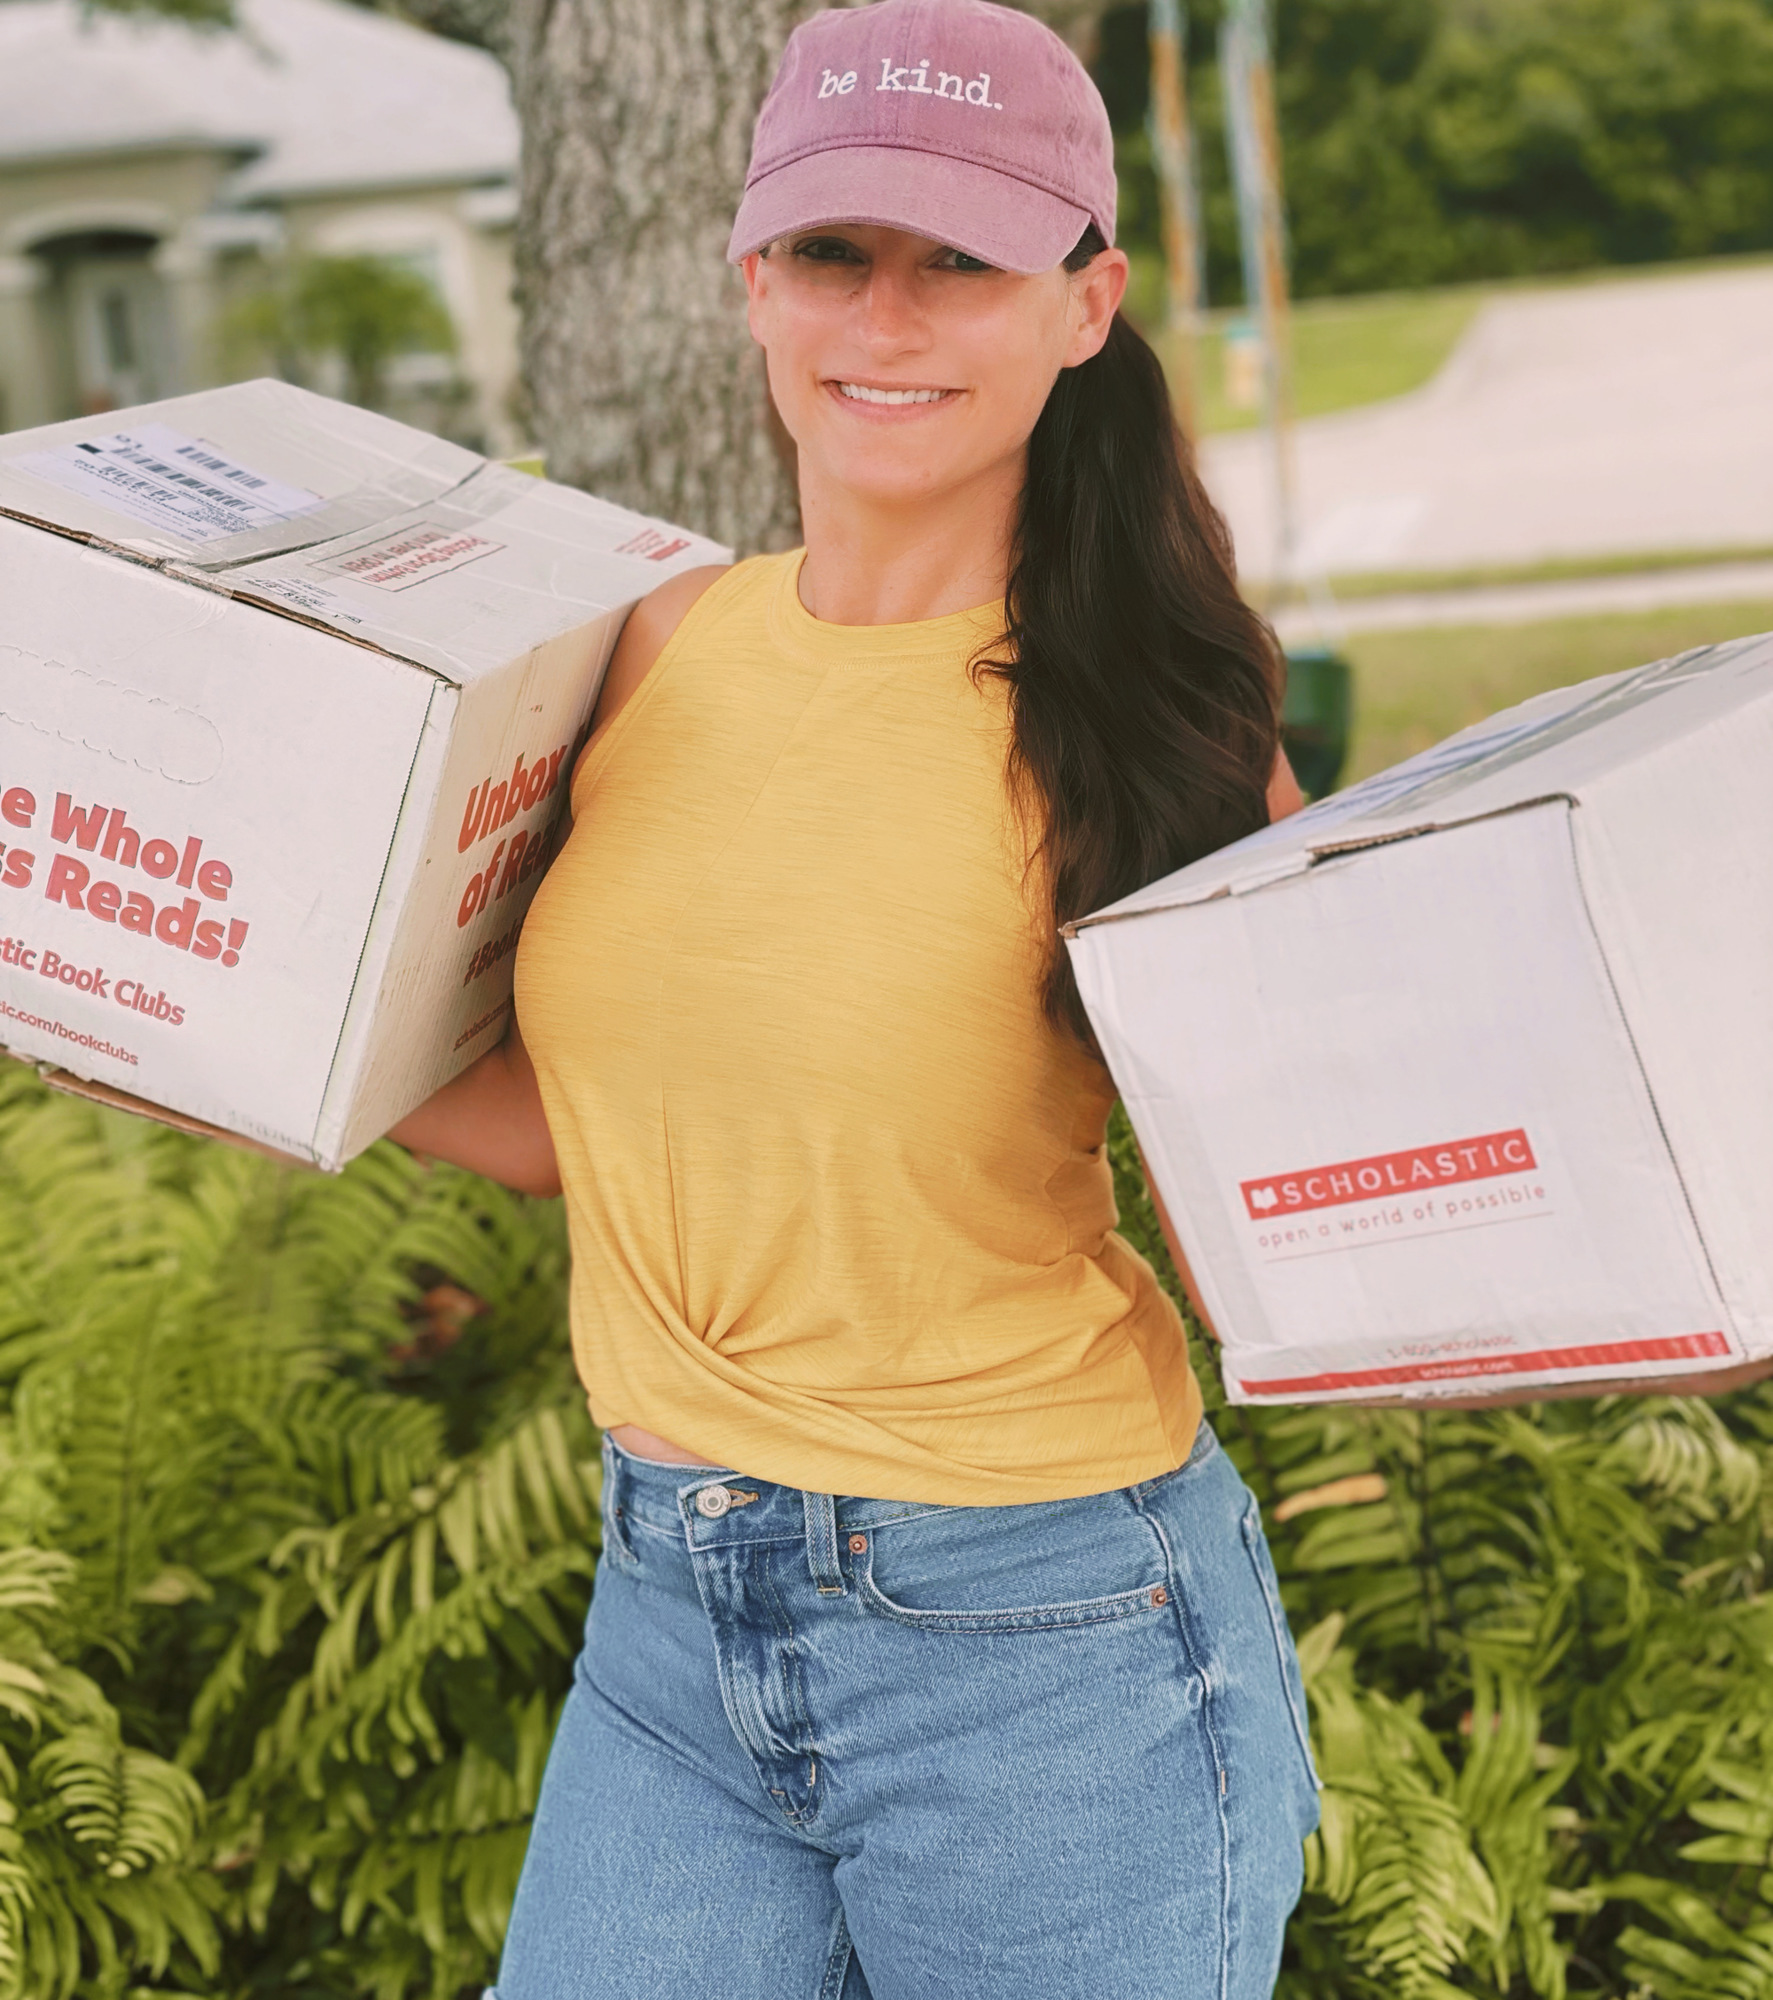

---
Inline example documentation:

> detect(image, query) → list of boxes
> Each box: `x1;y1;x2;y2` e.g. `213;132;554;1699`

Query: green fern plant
1108;1106;1773;2000
0;1064;591;1998
3;1064;1772;1996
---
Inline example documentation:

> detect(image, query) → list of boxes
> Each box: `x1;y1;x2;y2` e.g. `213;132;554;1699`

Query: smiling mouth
831;381;959;407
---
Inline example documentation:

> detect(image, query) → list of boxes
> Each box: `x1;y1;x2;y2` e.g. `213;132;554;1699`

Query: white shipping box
0;380;726;1167
1068;634;1773;1402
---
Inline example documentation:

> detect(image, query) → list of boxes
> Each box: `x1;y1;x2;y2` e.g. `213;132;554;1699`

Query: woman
393;2;1319;1992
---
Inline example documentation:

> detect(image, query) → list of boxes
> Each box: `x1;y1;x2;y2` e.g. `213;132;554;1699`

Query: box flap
224;464;730;683
0;379;481;567
1073;631;1773;930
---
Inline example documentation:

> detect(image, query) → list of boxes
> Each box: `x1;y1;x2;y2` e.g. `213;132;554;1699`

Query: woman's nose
854;266;928;350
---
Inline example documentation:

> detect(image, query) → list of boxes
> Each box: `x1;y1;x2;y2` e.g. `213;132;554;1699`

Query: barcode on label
10;424;324;545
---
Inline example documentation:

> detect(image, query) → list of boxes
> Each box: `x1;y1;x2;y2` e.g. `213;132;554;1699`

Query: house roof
0;0;518;201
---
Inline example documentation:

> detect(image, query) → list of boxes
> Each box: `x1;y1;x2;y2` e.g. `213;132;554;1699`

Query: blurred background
3;0;1770;785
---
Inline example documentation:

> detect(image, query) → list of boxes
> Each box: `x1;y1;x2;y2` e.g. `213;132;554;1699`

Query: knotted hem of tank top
768;549;1011;668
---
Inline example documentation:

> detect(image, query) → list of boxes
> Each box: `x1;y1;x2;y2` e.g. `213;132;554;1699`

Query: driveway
1202;262;1773;583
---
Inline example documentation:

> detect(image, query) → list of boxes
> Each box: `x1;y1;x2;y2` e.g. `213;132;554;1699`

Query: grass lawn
1121;252;1486;436
1339;598;1773;786
1172;287;1484;435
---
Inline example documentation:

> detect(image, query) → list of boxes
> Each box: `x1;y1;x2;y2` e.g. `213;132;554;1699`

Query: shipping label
319;524;502;591
614;526;694;562
8;426;324;545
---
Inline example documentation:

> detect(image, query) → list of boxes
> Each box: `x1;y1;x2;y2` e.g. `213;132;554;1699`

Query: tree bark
402;0;1101;555
502;0;810;553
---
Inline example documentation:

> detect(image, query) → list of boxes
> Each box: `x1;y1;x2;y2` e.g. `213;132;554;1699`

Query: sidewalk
1206;263;1773;585
1271;557;1773;645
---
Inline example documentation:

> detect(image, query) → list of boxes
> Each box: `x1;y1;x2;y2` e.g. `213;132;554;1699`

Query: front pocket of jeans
1240;1496;1321;1789
855;1565;1170;1635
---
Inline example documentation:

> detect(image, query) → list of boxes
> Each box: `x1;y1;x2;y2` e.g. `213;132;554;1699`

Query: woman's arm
1138;1144;1219;1340
388;1017;560;1195
1267;743;1305;822
385;563;730;1193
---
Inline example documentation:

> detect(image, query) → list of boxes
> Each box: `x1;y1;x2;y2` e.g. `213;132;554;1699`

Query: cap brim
727;145;1093;276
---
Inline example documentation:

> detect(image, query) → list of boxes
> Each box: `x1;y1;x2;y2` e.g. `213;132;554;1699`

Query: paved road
1271;557;1773;645
1204;263;1773;584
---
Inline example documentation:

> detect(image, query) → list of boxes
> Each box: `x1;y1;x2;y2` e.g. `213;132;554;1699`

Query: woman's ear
1063;247;1130;368
742;249;769;343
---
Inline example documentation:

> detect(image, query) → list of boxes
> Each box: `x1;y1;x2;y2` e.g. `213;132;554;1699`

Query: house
0;0;525;452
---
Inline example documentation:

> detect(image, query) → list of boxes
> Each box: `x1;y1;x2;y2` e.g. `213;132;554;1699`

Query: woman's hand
388;1016;561;1197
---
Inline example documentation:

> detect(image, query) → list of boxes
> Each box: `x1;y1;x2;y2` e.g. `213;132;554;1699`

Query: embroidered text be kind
817;62;1004;109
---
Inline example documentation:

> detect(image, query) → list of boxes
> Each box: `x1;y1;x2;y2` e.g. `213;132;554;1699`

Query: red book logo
1241;1128;1538;1220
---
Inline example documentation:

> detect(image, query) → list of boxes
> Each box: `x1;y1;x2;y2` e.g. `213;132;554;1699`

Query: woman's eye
791;235;866;264
936;248;995;274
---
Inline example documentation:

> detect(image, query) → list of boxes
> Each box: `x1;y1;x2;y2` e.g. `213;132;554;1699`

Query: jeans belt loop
803;1489;846;1596
601;1435;637;1563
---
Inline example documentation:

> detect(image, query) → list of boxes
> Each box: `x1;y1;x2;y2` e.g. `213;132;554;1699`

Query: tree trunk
407;0;1101;556
503;0;809;554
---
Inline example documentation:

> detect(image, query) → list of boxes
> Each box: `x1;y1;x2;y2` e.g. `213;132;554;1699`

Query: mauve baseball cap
727;0;1116;276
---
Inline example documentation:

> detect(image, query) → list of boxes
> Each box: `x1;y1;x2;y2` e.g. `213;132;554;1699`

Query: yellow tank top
515;550;1201;1504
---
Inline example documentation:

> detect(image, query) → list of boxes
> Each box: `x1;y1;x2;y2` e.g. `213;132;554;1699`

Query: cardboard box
1067;634;1773;1403
0;380;726;1167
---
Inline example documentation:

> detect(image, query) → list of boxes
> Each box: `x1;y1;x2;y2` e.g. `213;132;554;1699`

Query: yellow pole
1222;0;1301;600
1147;0;1201;432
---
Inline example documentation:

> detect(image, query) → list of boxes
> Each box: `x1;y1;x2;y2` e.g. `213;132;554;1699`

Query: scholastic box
0;380;726;1167
1066;634;1773;1403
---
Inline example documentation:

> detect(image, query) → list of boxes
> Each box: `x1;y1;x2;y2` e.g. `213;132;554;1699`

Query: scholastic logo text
1241;1128;1537;1221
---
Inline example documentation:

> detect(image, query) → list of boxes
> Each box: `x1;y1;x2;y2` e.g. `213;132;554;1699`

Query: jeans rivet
848;1534;868;1554
1151;1586;1168;1607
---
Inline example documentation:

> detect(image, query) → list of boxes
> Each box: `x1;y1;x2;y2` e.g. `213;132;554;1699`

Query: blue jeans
490;1422;1319;1999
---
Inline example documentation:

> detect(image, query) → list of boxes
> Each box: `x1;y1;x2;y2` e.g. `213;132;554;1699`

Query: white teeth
837;383;948;405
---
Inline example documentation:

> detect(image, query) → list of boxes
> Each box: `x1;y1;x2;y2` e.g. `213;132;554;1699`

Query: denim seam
1240;1500;1323;1792
1130;1420;1221;1503
817;1907;855;2000
687;1539;803;1825
1132;1488;1233;2000
836;1501;965;1531
600;1445;639;1567
623;1512;689;1546
755;1540;825;1830
853;1564;1165;1635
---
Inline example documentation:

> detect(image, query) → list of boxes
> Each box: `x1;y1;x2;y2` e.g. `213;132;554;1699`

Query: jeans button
695;1485;732;1519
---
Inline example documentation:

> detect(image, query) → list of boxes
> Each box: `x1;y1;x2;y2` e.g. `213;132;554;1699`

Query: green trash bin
1281;644;1354;801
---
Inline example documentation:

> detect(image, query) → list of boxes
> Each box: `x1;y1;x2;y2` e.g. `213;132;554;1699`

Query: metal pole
1220;0;1301;602
1147;0;1202;428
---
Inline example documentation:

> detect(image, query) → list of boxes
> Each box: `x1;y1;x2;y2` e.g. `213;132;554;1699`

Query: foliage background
1092;0;1773;300
4;1059;1772;1998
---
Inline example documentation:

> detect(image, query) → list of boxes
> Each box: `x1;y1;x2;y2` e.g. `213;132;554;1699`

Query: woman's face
743;224;1127;514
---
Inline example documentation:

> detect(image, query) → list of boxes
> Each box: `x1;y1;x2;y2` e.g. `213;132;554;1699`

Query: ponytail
978;227;1283;1050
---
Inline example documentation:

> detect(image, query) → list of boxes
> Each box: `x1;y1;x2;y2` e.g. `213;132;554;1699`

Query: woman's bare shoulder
579;563;731;765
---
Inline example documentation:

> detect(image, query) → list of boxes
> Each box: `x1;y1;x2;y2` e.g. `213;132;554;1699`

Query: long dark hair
978;226;1282;1049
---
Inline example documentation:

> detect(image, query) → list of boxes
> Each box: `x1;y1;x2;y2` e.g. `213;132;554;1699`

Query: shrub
1109;1108;1773;2000
0;1065;588;1998
1;1063;1770;1995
